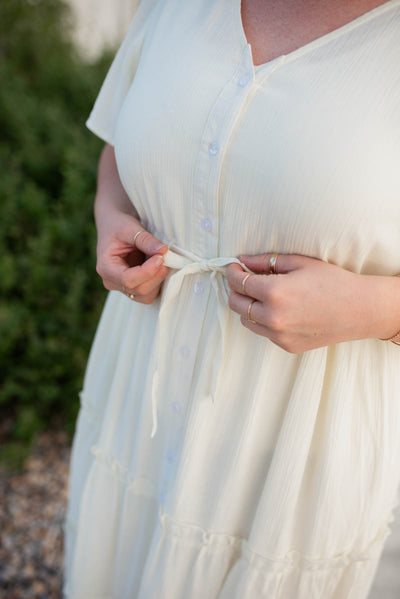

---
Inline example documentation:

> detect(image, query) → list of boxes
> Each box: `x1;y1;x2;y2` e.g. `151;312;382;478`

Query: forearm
94;143;140;226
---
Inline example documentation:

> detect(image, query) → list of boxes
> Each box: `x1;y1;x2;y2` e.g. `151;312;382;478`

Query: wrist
94;192;139;223
360;274;400;342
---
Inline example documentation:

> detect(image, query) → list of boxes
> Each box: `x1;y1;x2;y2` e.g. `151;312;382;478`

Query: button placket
158;51;258;505
193;282;205;295
238;73;251;88
166;450;176;464
171;401;182;414
193;49;255;259
201;218;212;232
179;345;191;359
158;273;211;503
208;141;219;156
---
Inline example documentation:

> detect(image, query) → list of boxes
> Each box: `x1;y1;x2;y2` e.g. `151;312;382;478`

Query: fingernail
154;255;164;267
152;242;165;251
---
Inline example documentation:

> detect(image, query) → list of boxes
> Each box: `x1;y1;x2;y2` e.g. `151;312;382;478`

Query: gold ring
133;229;145;248
247;299;257;324
122;285;135;300
241;273;252;295
269;253;279;274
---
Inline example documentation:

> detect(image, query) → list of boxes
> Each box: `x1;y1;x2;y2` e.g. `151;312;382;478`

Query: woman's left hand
226;253;397;353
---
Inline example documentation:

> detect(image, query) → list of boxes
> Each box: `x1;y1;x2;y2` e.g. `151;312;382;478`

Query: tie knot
197;259;222;273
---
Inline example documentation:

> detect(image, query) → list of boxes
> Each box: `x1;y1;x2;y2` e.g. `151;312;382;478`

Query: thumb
131;227;168;256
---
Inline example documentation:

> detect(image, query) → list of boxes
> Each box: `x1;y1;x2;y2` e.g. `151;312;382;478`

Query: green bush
0;0;112;452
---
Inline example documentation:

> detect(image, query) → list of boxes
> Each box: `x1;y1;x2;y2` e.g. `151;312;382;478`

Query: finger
98;250;166;291
129;264;169;298
125;286;160;305
239;253;304;275
225;263;245;291
226;264;270;303
240;315;271;337
121;254;167;290
228;290;264;325
101;277;118;292
132;228;168;256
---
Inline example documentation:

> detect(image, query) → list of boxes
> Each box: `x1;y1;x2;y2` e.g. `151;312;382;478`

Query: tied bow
150;245;252;437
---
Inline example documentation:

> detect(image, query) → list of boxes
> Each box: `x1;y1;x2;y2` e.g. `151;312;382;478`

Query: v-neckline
237;0;398;70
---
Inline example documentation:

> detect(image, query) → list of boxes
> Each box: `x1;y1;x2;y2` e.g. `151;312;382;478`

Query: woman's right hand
93;144;169;304
95;208;169;304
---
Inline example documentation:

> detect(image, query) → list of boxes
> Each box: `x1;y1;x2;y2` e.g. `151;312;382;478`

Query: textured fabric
64;1;400;597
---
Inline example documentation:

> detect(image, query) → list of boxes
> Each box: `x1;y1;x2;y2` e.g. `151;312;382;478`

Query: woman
64;1;400;597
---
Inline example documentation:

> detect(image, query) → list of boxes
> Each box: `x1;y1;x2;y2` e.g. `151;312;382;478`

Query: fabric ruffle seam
89;444;393;571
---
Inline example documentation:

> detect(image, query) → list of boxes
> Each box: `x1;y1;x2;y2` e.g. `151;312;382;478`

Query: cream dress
64;1;400;597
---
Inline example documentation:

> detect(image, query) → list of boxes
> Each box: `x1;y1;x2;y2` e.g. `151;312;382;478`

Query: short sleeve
86;0;158;145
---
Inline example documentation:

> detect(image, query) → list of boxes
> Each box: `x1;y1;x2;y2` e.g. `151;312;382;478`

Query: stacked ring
122;285;135;300
247;299;257;324
269;253;279;274
241;273;253;295
133;229;145;248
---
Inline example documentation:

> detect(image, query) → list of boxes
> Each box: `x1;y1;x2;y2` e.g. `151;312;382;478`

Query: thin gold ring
133;229;145;248
122;285;135;300
241;273;252;295
269;253;279;274
247;299;257;324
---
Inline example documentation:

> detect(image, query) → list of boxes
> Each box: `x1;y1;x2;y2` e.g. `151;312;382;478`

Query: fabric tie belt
150;244;252;437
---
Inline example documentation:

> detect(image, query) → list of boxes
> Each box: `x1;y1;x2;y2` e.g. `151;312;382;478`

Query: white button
172;401;182;413
166;450;176;464
201;218;212;232
180;345;191;358
193;282;204;295
208;142;219;156
238;74;251;87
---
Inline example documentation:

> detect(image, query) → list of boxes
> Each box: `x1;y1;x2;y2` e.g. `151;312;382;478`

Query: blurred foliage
0;0;112;459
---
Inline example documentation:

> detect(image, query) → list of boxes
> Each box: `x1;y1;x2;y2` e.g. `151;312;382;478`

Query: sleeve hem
86;117;115;147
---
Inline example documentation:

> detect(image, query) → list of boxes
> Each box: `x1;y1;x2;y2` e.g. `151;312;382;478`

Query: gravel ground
0;431;70;599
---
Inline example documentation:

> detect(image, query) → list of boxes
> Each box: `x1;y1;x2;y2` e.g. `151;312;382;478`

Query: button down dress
64;1;400;597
